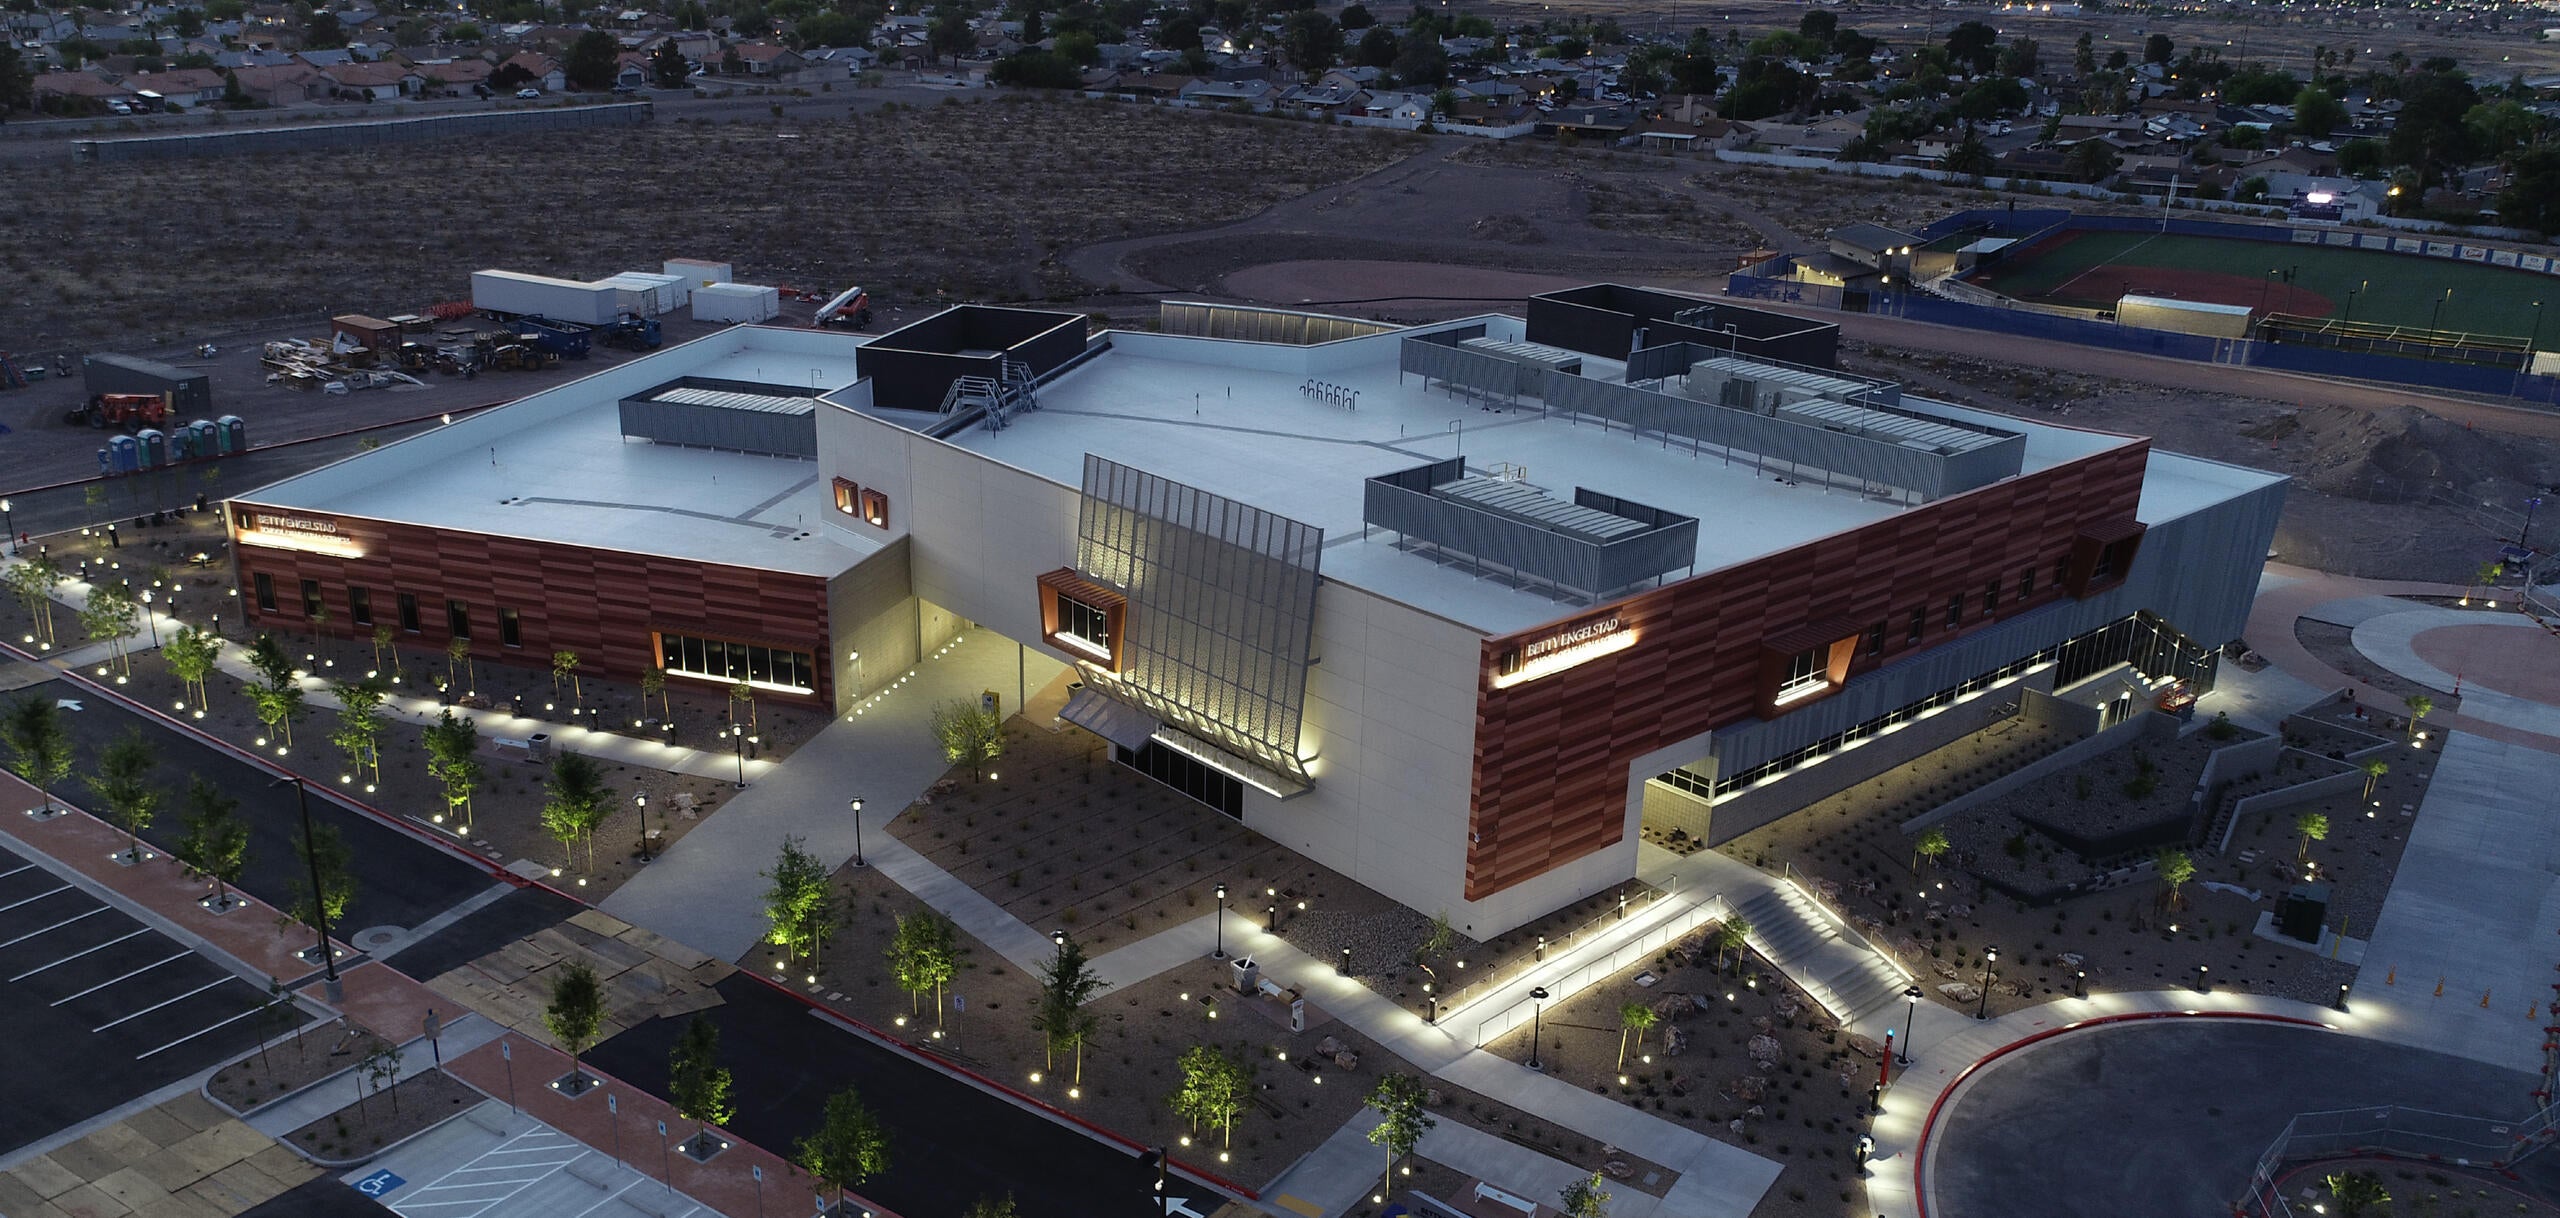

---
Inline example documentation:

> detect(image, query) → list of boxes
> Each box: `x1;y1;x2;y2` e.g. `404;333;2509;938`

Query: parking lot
0;838;301;1155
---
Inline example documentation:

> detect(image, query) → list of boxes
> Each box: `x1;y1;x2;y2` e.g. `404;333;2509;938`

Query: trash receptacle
1230;956;1258;995
527;732;552;761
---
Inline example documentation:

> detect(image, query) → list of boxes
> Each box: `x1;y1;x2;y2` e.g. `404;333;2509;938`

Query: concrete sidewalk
243;1015;505;1139
1268;1108;1668;1218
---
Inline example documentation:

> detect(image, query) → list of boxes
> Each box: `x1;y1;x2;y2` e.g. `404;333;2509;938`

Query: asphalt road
236;1176;399;1218
585;972;1185;1218
379;885;584;983
1930;1019;2539;1218
0;838;298;1155
30;675;495;936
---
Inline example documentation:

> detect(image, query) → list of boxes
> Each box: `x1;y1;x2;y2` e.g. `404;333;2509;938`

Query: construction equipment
598;315;662;351
394;342;437;372
814;285;874;330
66;393;170;429
515;316;594;359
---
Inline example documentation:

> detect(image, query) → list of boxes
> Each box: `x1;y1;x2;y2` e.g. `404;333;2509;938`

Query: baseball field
1967;228;2558;341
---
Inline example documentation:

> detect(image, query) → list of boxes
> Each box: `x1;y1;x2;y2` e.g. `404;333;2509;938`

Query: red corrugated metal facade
1463;441;2154;900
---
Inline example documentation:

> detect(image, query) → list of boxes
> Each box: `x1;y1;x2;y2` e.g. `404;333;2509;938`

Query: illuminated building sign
237;511;364;558
1493;615;1632;688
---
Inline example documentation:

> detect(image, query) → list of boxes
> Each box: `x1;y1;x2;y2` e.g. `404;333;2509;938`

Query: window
300;578;323;618
656;629;816;693
2093;539;2123;580
1115;742;1243;819
446;599;471;641
500;607;521;648
858;488;890;528
349;586;372;626
1057;594;1111;656
832;478;859;515
2018;567;2035;603
2054;558;2069;590
253;573;275;613
1864;621;1885;658
1945;595;1963;629
1983;580;1999;615
398;592;420;634
1775;647;1825;704
1906;607;1925;644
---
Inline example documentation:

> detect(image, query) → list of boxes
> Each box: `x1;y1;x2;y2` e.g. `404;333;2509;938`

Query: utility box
83;352;211;417
527;732;553;762
2276;883;2330;942
1230;956;1258;995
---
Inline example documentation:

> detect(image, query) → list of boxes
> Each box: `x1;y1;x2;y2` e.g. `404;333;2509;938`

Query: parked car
515;87;541;98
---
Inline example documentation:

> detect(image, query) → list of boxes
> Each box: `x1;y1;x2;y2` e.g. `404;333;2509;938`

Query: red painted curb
1910;1009;2332;1218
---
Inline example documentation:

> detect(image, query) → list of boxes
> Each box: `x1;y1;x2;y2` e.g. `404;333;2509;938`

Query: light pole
1052;927;1067;962
1976;946;1998;1020
139;588;159;647
2431;288;2453;337
850;796;866;868
2524;496;2545;551
271;775;343;1003
2194;963;2211;994
1898;984;1921;1065
1424;982;1438;1024
1;497;13;556
729;724;754;789
634;792;653;861
1212;883;1228;960
2531;300;2548;359
1526;986;1550;1071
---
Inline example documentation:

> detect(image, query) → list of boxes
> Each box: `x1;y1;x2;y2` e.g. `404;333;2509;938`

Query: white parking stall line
0;883;72;914
0;905;107;950
0;862;37;880
390;1131;590;1218
9;927;149;981
48;950;190;1005
135;1003;265;1060
566;1179;643;1218
94;977;233;1031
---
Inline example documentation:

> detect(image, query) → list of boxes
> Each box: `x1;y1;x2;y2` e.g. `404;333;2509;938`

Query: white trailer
471;270;621;325
664;258;733;287
603;272;687;316
692;282;781;324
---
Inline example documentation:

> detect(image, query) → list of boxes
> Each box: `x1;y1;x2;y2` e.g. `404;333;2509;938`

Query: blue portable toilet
216;415;246;454
167;429;193;461
188;419;217;457
108;434;139;474
135;428;166;468
96;448;114;476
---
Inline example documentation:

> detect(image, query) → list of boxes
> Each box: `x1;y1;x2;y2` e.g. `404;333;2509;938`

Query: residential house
1274;82;1361;116
730;42;806;75
1359;90;1430;121
804;46;879;75
214;48;298;69
1179;77;1272;108
497;50;564;91
33;70;134;111
2054;113;2143;143
411;56;493;95
295;47;356;68
322;60;419;98
1111;72;1193;99
2254;144;2340;178
229;62;324;104
1318;65;1381;91
128;66;229;105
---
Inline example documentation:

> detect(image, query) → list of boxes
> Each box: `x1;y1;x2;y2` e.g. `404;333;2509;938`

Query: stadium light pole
2530;300;2546;357
2431;288;2454;337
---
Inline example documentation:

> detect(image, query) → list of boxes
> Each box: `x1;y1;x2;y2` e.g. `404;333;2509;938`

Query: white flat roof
236;327;878;579
945;322;2220;633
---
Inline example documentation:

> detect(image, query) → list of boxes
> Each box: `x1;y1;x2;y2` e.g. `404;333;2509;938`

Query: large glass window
1776;647;1825;704
1057;593;1111;656
1115;742;1243;819
656;630;816;693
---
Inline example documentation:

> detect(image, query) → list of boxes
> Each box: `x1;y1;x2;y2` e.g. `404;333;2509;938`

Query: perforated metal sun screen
1075;454;1324;786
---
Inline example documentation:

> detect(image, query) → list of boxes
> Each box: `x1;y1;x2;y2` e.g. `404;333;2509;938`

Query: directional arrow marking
1162;1197;1205;1218
56;699;82;712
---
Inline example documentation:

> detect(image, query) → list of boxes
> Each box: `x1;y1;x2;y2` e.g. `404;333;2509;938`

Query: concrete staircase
1730;884;1911;1026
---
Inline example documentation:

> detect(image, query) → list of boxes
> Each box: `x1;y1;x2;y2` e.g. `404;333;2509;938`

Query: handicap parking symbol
352;1169;406;1197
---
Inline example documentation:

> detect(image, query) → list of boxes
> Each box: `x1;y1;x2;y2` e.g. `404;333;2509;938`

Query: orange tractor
66;393;171;429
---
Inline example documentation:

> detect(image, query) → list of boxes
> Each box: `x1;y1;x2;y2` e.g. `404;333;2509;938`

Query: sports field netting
1967;228;2555;340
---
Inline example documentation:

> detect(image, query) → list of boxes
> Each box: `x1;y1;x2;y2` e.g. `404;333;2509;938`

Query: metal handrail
1434;876;1678;1017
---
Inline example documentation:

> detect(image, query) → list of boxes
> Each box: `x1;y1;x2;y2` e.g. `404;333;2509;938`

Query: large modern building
228;286;2285;938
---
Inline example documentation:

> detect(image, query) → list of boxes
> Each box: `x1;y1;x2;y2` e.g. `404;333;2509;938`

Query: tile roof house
730;42;807;74
230;61;326;104
128;66;230;104
323;59;421;98
411;56;493;94
497;50;564;91
33;70;134;108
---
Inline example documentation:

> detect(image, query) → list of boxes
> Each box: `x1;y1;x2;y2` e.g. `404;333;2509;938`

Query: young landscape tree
1560;1172;1613;1218
371;625;400;681
797;1086;891;1214
1363;1072;1435;1199
80;584;141;678
2;695;73;816
446;636;472;696
2359;758;2389;802
1170;1043;1254;1151
641;665;671;727
246;633;306;748
2403;693;2433;740
668;1014;735;1158
1709;916;1752;969
541;752;612;873
648;39;690;88
962;1196;1019;1218
930;698;1004;781
564;29;620;90
164;625;221;713
553;649;583;715
2295;811;2330;861
2155;847;2195;912
423;710;485;835
279;822;354;955
728;680;757;731
328;678;389;789
2323;1170;2389;1217
544;960;604;1090
1912;827;1950;871
886;910;959;1023
87;730;161;864
173;775;250;911
1034;932;1108;1085
761;834;836;967
4;556;65;648
1617;1001;1657;1070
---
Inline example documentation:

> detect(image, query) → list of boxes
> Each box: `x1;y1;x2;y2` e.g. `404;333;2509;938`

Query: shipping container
471;269;622;325
664;258;733;287
82;352;212;416
331;314;403;351
605;271;688;313
692;282;782;324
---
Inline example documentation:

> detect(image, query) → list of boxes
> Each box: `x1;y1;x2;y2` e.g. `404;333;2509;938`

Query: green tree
247;633;306;748
87;730;161;864
2323;1170;2389;1217
0;42;33;122
279;822;354;950
2295;811;2329;860
371;625;399;681
2067;137;2122;183
328;679;389;788
1363;1072;1435;1198
1710;916;1751;968
423;711;485;834
2499;143;2560;234
1280;9;1338;80
173;776;250;911
1171;1042;1253;1148
1560;1172;1613;1218
641;665;671;726
930;698;1005;780
668;1014;735;1157
165;625;221;714
964;1196;1020;1218
2292;86;2346;138
1034;932;1108;1083
761;834;836;966
886;910;959;1022
564;29;620;89
1913;826;1951;871
552;649;582;714
542;752;611;872
2388;70;2480;191
81;584;141;678
1942;20;1997;75
929;4;974;65
1943;127;1994;175
446;636;471;695
2404;693;2433;740
303;10;347;48
1616;1001;1657;1069
2155;848;2195;911
2142;32;2173;64
1392;35;1445;86
650;39;691;88
1354;25;1397;69
3;695;74;816
544;960;604;1086
991;49;1081;87
796;1086;891;1211
2;557;64;648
